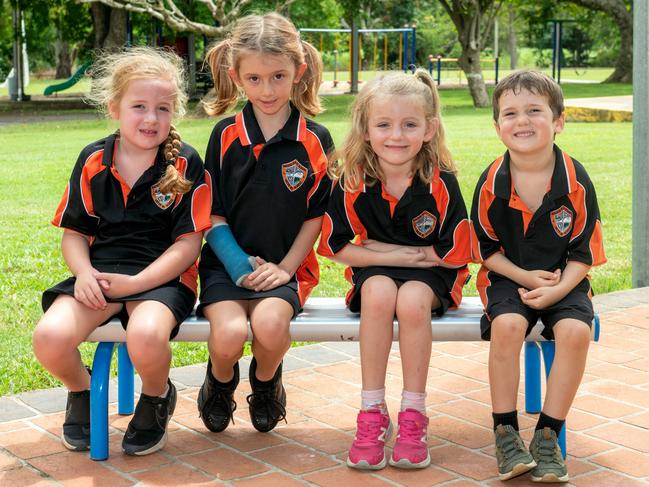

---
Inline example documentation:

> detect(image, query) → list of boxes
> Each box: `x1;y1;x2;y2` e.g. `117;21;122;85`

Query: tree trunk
55;39;72;78
606;7;632;82
457;44;490;107
90;2;127;49
565;0;632;83
508;4;517;70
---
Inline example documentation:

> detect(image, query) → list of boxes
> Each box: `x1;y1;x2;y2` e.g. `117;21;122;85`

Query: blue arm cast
205;223;255;286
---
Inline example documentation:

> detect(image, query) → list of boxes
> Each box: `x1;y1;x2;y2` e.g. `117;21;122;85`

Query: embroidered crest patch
281;160;308;192
150;184;175;210
550;205;573;237
412;210;437;238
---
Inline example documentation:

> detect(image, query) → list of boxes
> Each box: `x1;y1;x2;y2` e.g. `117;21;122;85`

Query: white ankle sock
400;390;426;412
361;388;387;413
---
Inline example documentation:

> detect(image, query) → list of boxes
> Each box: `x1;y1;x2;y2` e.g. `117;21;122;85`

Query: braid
156;125;193;195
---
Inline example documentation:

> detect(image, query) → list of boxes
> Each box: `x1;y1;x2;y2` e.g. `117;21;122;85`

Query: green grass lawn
0;83;631;396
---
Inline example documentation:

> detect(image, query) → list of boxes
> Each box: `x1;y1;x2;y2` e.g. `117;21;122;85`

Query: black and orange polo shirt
200;102;334;305
52;133;211;294
470;145;606;304
318;165;472;307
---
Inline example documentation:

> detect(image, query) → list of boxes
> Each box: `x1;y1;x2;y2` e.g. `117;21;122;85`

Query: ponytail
203;39;240;116
291;40;323;117
156;125;193;195
413;69;456;175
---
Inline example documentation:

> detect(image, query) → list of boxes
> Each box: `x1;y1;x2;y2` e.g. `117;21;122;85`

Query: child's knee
126;322;169;357
208;325;247;361
396;289;433;324
490;315;528;345
556;320;591;350
251;313;289;348
33;318;76;361
361;276;397;310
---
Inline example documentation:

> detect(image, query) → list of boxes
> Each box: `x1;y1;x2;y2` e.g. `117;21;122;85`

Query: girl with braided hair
33;47;211;456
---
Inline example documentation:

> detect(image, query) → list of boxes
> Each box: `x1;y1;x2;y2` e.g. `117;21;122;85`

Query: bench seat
86;296;600;461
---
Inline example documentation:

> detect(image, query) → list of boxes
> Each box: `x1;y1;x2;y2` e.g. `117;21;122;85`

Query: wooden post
633;0;649;287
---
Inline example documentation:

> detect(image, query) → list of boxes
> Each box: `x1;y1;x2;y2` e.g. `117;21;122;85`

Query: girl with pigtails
318;71;472;470
33;47;211;456
196;12;334;434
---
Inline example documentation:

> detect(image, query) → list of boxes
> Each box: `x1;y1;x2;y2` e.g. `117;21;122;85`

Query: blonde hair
203;12;323;117
339;70;455;192
86;47;191;196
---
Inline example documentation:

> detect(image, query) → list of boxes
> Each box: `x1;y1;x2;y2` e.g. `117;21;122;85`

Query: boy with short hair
470;70;606;483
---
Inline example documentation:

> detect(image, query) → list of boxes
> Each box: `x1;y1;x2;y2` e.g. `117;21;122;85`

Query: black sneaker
246;357;286;432
197;359;239;432
62;389;90;451
122;379;177;456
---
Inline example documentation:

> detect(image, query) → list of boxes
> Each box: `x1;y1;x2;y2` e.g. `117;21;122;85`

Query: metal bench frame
85;296;600;461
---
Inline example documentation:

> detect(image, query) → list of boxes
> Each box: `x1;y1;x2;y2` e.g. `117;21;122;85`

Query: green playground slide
43;61;91;96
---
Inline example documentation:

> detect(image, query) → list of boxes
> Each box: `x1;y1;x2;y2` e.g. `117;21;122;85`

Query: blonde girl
197;13;334;434
33;47;211;456
318;70;471;469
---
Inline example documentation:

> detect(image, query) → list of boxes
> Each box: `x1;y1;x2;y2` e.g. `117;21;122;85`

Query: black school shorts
197;266;300;319
42;271;196;340
480;278;594;341
347;266;455;316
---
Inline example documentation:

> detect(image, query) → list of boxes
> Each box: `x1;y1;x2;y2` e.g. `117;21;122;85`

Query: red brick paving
1;302;648;485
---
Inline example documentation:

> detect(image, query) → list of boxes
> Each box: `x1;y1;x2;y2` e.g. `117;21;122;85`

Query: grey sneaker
529;427;569;483
494;424;537;480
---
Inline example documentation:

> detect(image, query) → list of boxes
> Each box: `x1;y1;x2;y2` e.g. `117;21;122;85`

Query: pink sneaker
389;408;431;469
346;409;392;470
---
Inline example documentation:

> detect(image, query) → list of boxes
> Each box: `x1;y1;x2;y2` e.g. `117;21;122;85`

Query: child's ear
553;112;566;134
108;100;119;120
228;67;242;87
424;118;439;142
294;63;307;84
494;120;502;139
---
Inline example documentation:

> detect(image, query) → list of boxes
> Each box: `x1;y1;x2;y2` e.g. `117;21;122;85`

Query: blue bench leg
524;342;542;414
118;343;134;415
539;341;566;459
90;342;115;461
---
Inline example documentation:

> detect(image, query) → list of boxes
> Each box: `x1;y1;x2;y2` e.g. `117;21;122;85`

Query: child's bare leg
489;314;528;413
125;301;177;396
359;276;398;390
203;301;249;382
542;318;591;419
249;297;293;380
33;295;122;391
395;281;436;393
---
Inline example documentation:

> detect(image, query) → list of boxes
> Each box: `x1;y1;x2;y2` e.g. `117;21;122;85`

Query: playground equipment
300;26;416;92
427;55;500;86
549;20;591;83
43;62;92;96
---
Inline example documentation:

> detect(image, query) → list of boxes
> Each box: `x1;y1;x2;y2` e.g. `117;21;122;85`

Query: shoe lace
354;417;385;446
200;390;237;425
498;432;524;461
397;418;424;445
246;390;286;425
535;438;559;464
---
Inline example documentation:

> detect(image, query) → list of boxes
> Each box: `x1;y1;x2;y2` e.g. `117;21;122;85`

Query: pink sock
361;388;387;413
401;390;426;412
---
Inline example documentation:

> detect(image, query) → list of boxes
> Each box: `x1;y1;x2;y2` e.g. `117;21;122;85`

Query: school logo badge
150;184;175;210
412;210;437;238
550;205;573;237
281;160;308;192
